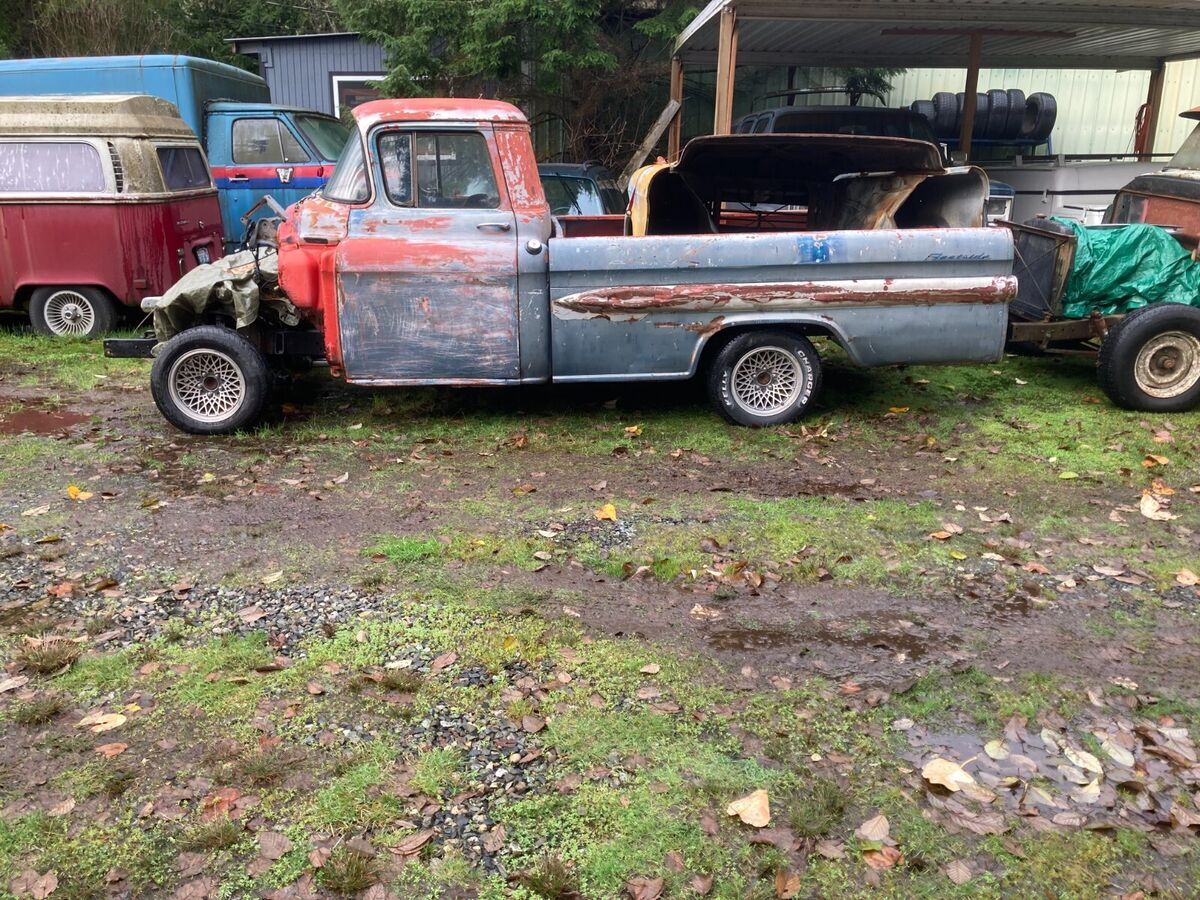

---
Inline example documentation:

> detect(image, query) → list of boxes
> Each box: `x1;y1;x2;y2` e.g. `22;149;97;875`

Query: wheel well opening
698;323;841;374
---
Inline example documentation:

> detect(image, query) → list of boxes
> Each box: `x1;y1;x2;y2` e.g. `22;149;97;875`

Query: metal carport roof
663;0;1200;156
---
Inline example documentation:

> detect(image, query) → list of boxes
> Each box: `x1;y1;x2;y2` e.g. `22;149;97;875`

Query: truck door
335;127;520;383
218;115;317;242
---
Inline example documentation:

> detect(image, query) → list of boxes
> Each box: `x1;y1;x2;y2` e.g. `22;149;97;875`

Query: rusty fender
551;276;1017;321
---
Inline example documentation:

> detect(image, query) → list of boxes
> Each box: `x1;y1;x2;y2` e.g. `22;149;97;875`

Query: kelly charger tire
707;330;822;427
150;325;271;434
1097;304;1200;413
29;286;117;338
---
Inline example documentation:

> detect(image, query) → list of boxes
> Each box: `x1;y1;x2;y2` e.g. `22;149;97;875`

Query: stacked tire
912;90;1056;144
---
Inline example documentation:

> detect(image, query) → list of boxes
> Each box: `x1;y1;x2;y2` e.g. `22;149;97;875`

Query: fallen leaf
944;859;972;885
430;651;458;672
1140;492;1177;521
625;875;663;900
21;504;51;517
392;830;434;857
1100;737;1135;768
258;831;292;861
856;814;890;843
726;789;770;828
521;715;546;733
305;681;324;696
237;605;266;624
9;870;58;899
95;742;128;759
922;757;976;792
261;570;284;585
594;503;618;522
0;675;30;694
47;798;75;817
774;867;801;899
815;839;845;859
690;874;714;896
308;847;331;868
1064;746;1104;775
624;425;643;436
482;824;506;853
511;482;537;496
66;485;93;501
76;712;126;733
689;603;723;621
639;663;661;675
1142;454;1169;468
929;530;953;541
1059;471;1079;480
1176;569;1199;587
863;846;903;869
888;406;910;414
984;739;1010;761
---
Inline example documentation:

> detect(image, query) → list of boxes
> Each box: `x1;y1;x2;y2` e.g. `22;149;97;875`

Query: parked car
0;94;223;337
1107;107;1200;249
538;162;626;216
110;99;1020;433
0;55;350;248
734;104;1016;223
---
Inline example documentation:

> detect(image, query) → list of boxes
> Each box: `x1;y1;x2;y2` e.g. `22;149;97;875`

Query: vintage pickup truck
110;98;1027;434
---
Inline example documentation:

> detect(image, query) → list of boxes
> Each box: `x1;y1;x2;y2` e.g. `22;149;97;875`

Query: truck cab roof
352;98;527;127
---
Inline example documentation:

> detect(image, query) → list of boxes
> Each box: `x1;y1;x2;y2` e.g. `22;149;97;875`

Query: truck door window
378;131;500;209
0;141;106;192
157;146;211;191
232;119;311;165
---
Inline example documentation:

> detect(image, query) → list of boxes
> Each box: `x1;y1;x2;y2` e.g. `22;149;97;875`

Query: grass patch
10;692;68;725
367;535;445;564
180;816;244;852
11;635;83;674
410;747;466;798
316;846;382;894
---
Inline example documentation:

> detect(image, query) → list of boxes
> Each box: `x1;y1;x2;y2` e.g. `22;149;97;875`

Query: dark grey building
227;32;387;117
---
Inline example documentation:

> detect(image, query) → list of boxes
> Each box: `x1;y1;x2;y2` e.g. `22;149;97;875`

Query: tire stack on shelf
910;90;1057;144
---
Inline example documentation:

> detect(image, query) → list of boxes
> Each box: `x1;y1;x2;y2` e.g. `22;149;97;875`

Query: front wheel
29;286;117;338
707;330;822;427
150;326;271;434
1098;304;1200;412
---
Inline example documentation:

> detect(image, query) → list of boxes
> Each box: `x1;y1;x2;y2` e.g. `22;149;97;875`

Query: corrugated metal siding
235;35;387;116
686;60;1200;155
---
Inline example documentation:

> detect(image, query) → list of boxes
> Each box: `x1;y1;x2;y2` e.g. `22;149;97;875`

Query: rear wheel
29;286;117;338
707;330;822;426
150;325;271;434
1098;305;1200;412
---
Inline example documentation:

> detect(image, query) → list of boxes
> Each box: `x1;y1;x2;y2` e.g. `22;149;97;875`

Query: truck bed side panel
547;228;1014;378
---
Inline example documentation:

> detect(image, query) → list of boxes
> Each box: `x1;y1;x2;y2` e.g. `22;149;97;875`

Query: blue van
0;55;349;247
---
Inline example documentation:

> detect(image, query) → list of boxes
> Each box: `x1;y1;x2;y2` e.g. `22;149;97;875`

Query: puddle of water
704;618;938;660
0;405;88;435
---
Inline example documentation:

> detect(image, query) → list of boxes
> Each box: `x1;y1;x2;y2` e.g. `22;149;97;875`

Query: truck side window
378;132;413;205
414;133;499;209
232;119;311;165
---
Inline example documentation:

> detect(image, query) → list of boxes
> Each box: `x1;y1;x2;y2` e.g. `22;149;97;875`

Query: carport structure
667;0;1200;159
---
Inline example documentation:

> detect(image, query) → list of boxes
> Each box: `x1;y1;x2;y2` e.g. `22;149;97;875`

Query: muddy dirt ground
1;331;1199;899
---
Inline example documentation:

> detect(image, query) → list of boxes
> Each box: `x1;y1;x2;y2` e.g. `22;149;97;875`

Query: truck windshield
323;134;368;203
1168;124;1200;169
296;115;352;162
543;175;626;215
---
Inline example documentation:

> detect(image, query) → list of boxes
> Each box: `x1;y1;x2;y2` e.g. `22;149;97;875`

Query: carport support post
958;32;983;159
669;56;684;160
1141;63;1166;160
713;5;738;135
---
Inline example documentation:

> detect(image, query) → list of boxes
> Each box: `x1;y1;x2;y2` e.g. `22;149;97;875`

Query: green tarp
1058;217;1200;319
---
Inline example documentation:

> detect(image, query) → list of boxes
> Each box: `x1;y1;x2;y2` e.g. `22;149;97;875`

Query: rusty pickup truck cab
122;98;1019;435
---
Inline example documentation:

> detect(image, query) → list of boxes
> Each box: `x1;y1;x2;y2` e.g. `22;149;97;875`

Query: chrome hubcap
730;346;803;415
43;291;95;337
168;349;247;423
1134;331;1200;398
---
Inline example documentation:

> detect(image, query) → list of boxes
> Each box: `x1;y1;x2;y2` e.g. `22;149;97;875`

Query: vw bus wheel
30;286;117;338
708;330;822;426
151;326;270;435
1098;305;1200;412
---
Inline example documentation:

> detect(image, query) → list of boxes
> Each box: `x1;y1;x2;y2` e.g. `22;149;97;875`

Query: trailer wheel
707;331;822;427
1098;305;1200;412
151;326;270;434
29;286;117;338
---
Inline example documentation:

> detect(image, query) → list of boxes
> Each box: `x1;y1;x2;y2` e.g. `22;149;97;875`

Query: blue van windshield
296;116;352;162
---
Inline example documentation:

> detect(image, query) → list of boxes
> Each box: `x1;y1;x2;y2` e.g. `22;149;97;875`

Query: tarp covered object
151;250;299;344
1058;218;1200;319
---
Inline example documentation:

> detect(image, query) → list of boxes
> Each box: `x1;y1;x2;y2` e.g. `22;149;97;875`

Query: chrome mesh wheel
42;290;96;337
1134;330;1200;399
730;346;803;416
167;348;247;424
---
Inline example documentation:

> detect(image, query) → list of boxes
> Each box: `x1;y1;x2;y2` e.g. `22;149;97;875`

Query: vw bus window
157;147;211;191
0;141;106;193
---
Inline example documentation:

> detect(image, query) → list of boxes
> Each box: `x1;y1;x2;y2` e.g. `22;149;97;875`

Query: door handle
227;175;249;183
477;221;512;231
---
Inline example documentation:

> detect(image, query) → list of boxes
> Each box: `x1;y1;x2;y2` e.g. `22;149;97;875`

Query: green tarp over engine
1058;218;1200;320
